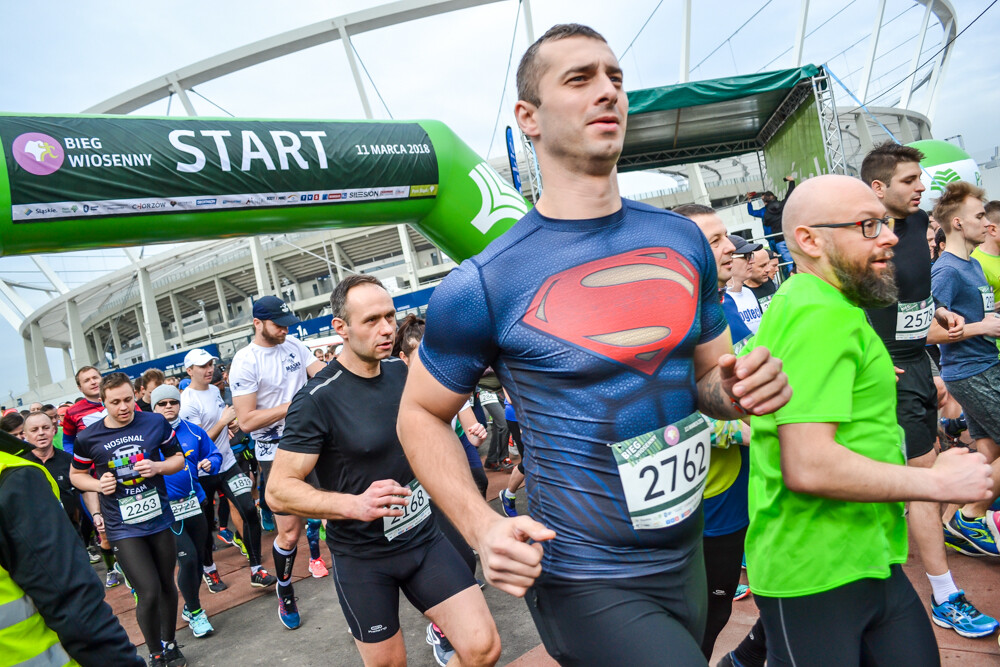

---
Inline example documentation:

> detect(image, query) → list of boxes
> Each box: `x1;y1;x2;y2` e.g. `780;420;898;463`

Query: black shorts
755;566;938;666
331;532;476;643
526;548;708;666
895;354;937;460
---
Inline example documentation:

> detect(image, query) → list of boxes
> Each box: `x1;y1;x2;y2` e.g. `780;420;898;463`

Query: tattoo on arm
696;367;740;421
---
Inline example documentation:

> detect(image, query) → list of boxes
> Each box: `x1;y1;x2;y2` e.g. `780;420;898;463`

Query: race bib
227;473;254;497
383;479;432;542
169;493;202;520
609;413;711;531
895;297;934;341
119;488;163;525
479;390;500;406
979;286;995;314
758;295;773;312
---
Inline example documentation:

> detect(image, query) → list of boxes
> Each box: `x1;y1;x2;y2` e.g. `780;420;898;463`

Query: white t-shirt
726;287;763;334
180;385;238;475
228;336;313;461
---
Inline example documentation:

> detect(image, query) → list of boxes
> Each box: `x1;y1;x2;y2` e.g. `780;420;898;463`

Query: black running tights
198;466;262;567
173;513;208;613
111;529;178;650
701;526;747;659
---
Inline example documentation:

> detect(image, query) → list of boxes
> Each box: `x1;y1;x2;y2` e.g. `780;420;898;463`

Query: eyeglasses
156;400;180;407
811;217;894;239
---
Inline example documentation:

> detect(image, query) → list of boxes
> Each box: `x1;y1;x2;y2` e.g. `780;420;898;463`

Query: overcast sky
0;0;997;402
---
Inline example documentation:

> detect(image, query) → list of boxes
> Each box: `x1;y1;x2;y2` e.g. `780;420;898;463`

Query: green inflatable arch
0;114;529;261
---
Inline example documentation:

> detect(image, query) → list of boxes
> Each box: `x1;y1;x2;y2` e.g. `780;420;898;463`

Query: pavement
100;464;1000;666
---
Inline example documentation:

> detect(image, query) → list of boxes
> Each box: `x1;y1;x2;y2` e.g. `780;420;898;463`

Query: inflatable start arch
0;114;529;261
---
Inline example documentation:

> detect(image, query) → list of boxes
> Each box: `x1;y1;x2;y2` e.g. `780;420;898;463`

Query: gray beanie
149;384;181;408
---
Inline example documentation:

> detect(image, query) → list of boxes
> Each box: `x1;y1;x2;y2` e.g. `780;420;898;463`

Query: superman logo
522;247;698;375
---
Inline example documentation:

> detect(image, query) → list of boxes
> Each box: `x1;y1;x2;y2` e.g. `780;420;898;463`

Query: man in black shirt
267;274;501;667
21;412;78;526
861;141;995;637
746;248;778;312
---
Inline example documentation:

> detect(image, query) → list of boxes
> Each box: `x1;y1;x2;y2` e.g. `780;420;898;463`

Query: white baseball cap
183;348;217;369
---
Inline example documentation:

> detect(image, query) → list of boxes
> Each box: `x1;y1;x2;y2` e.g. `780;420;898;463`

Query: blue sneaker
733;584;750;601
216;528;235;546
741;553;746;570
931;591;998;638
277;587;300;630
426;622;455;667
260;507;276;532
944;531;986;558
500;491;518;517
182;607;215;638
945;511;999;556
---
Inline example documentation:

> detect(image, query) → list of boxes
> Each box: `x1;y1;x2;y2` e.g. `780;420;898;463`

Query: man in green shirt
746;174;993;666
970;200;1000;350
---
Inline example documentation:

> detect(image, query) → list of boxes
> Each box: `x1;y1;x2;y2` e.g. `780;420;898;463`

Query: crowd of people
3;21;1000;667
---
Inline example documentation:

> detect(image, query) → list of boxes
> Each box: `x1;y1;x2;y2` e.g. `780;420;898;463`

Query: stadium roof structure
619;64;824;171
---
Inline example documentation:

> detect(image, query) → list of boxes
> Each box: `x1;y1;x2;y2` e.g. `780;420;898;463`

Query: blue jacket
162;419;221;503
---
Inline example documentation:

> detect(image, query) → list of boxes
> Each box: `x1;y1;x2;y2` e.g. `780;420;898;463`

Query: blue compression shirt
163;420;221;503
420;199;728;579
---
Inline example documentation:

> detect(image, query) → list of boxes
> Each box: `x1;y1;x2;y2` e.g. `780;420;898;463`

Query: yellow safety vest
0;451;80;667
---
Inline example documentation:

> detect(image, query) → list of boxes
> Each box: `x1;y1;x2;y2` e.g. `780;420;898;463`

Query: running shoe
233;534;249;560
484;460;513;472
260;506;276;532
426;622;455;667
733;584;751;601
202;570;228;593
148;653;167;667
931;591;999;638
944;531;986;558
251;568;277;588
945;511;999;556
182;608;215;638
500;491;518;517
216;528;235;546
277;588;301;630
308;557;329;578
105;569;122;588
87;545;101;564
162;640;187;667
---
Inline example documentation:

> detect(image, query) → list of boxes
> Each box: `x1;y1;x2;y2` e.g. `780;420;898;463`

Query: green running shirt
746;274;908;597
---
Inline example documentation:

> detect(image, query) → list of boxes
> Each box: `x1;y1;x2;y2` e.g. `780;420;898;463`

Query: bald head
782;175;886;253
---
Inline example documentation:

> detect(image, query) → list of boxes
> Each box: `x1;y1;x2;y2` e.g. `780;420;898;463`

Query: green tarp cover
627;65;821;115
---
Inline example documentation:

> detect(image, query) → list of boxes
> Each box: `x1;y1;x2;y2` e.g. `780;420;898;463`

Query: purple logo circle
664;425;680;446
12;132;64;176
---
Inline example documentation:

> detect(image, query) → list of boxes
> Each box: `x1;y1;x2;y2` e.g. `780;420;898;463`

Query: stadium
1;0;993;407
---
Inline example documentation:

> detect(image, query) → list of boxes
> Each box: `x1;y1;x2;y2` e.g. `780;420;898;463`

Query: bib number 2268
609;413;711;530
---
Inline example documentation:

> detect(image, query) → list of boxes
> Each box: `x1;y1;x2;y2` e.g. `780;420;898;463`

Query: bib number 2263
383;479;431;542
119;488;163;525
609;413;711;530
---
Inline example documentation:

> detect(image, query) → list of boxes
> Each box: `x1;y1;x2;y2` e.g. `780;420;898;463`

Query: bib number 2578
609;413;711;531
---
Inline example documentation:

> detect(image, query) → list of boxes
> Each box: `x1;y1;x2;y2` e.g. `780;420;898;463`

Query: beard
260;328;286;345
828;245;898;309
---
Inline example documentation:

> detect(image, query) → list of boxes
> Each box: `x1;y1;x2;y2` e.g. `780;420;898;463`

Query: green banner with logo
0;113;529;262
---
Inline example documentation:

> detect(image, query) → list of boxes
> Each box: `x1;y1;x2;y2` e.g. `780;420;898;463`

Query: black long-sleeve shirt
0;465;144;666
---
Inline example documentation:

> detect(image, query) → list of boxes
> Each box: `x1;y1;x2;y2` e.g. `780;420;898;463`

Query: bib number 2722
609;413;711;531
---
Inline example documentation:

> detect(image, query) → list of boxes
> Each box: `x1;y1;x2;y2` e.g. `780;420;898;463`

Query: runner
396;24;790;666
152;384;220;639
267;275;500;667
21;412;80;528
228;295;326;629
180;348;276;592
970;200;1000;350
930;182;1000;556
63;365;120;587
499;392;524;518
70;372;188;667
0;431;145;666
676;204;755;659
854;143;998;638
745;248;777;312
725;235;765;334
745;174;993;665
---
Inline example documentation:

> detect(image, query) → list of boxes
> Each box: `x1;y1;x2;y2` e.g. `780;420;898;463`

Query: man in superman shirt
396;24;790;666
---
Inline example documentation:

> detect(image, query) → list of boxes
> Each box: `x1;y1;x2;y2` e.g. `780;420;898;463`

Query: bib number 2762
609;413;711;531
